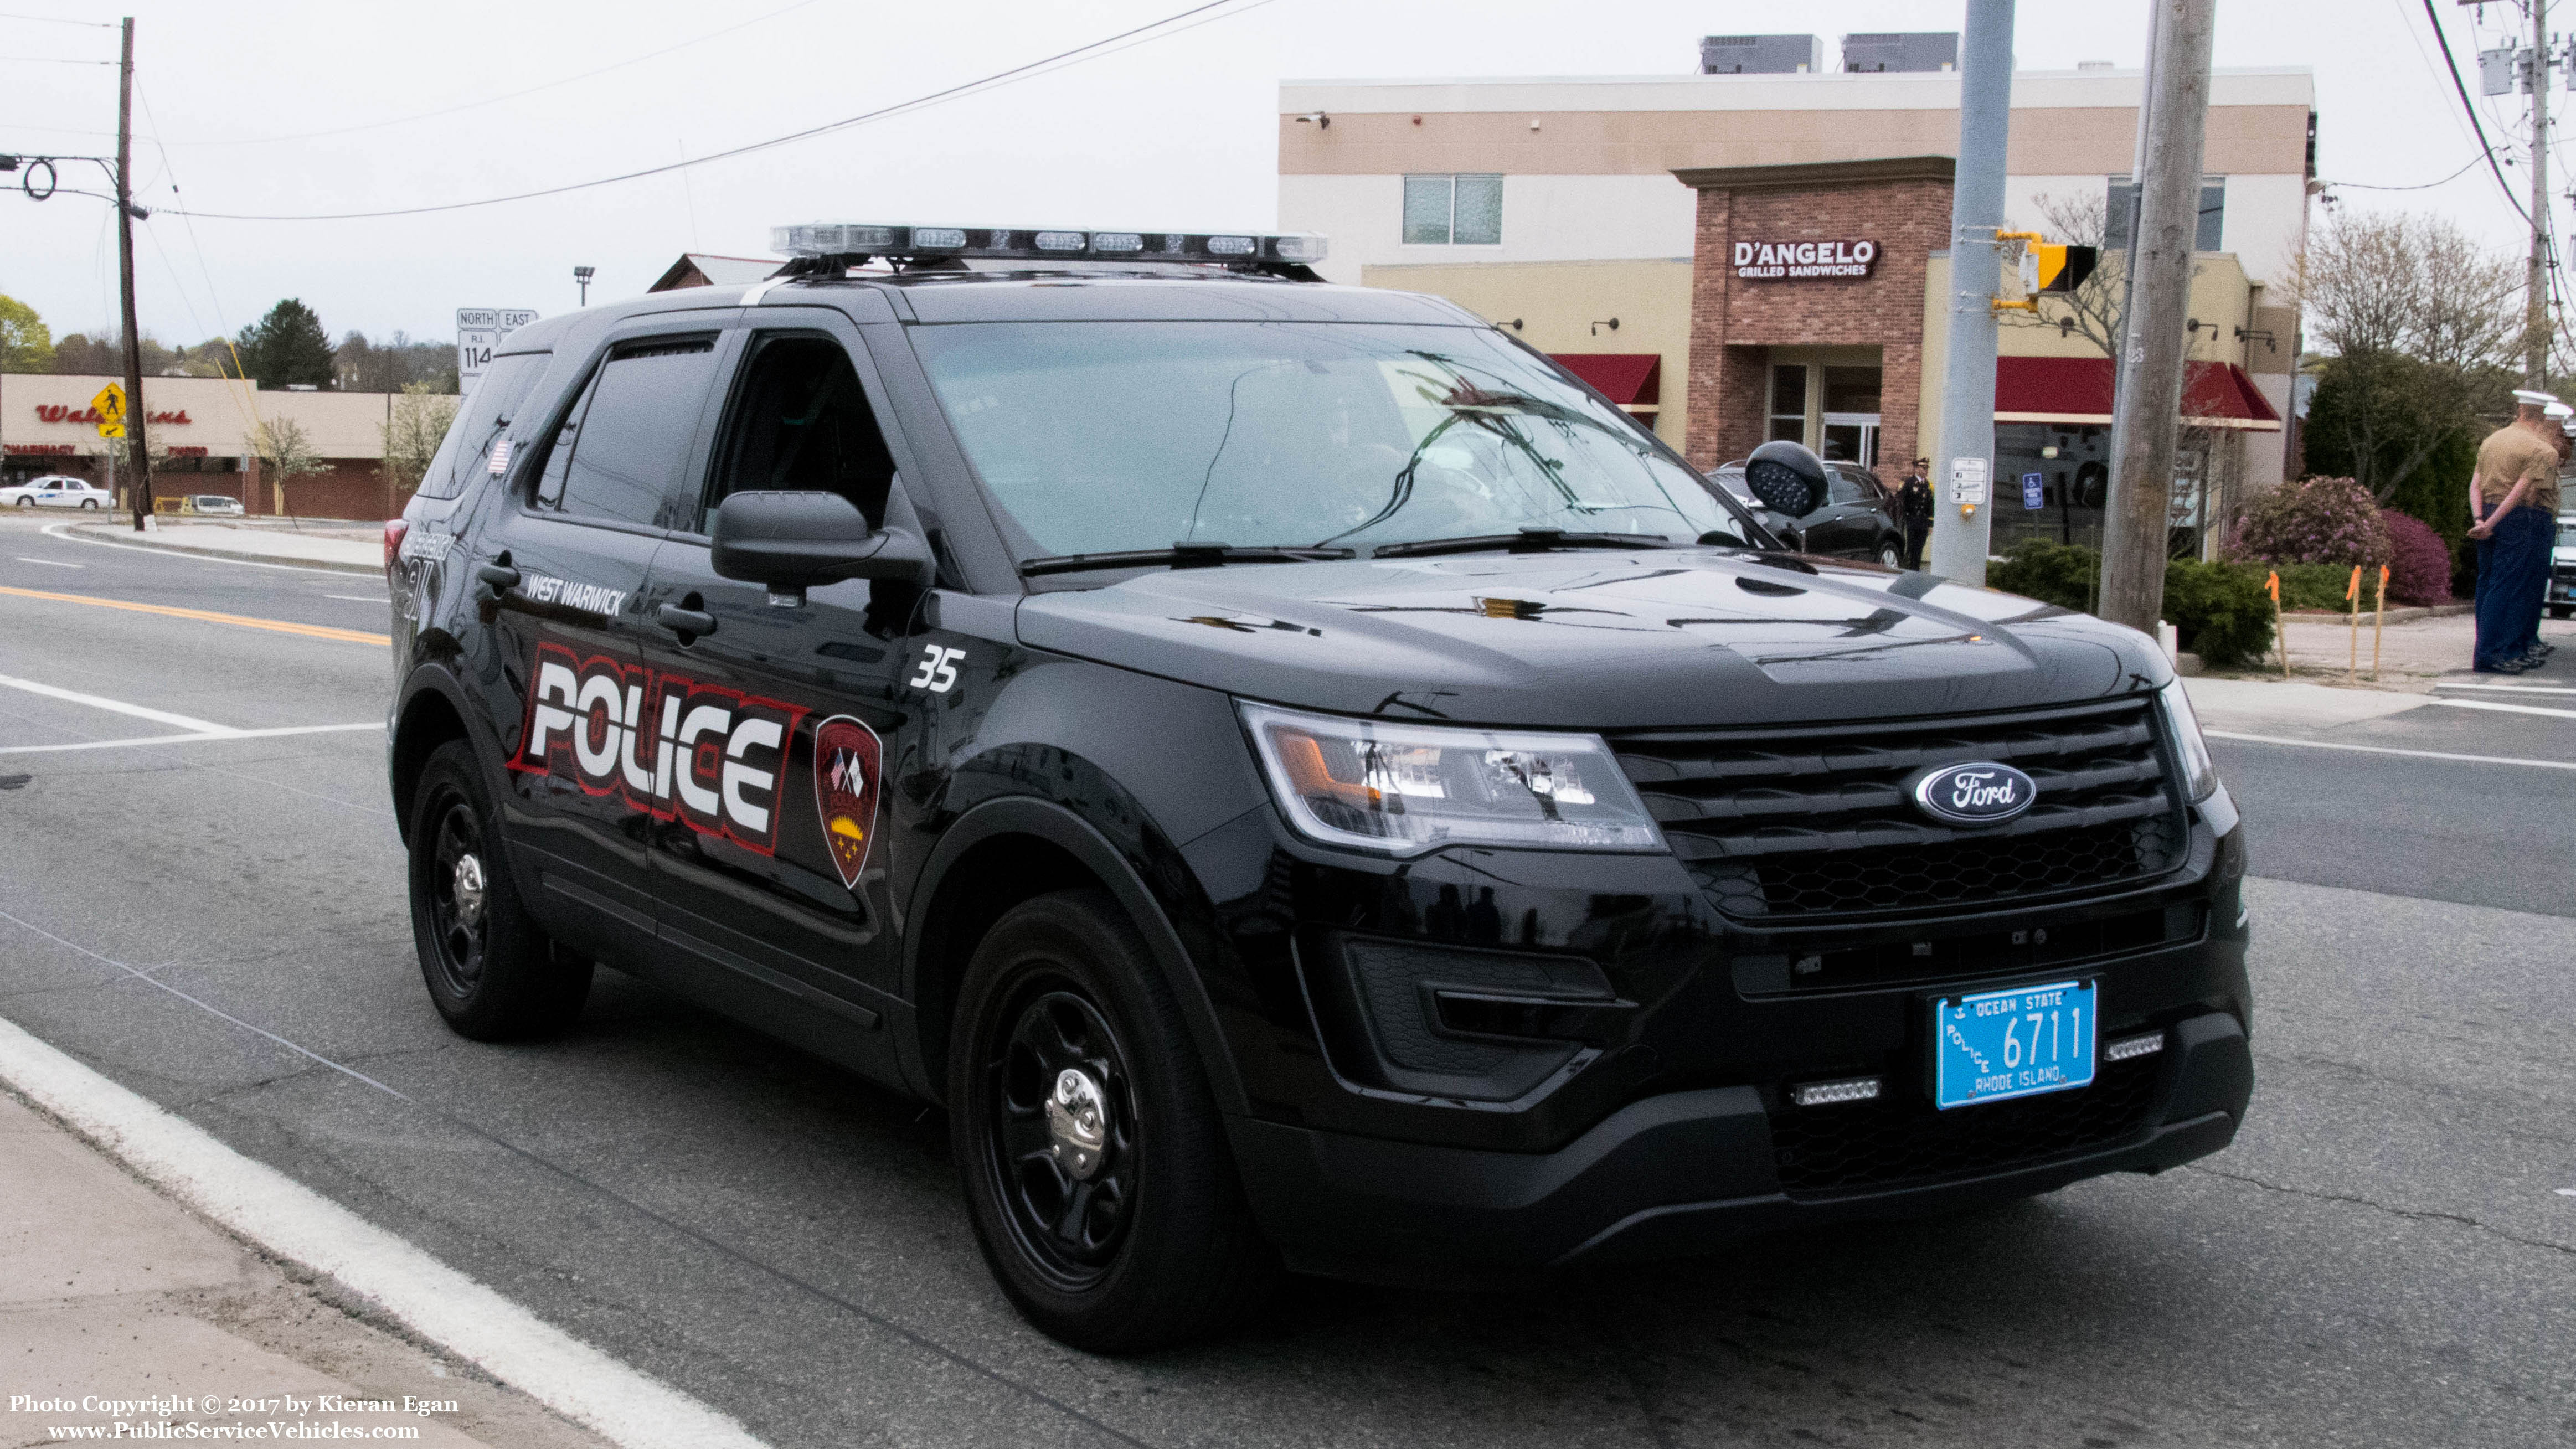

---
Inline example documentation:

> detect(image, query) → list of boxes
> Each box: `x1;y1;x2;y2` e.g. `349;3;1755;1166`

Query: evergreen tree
238;299;335;389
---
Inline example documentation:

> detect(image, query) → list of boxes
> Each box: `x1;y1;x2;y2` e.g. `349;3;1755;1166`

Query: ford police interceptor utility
384;223;2253;1353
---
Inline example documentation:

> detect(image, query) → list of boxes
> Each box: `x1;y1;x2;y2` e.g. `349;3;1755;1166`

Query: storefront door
1820;414;1878;466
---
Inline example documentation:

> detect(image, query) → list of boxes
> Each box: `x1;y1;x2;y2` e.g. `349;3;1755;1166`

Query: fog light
1789;1075;1882;1107
2104;1029;2166;1063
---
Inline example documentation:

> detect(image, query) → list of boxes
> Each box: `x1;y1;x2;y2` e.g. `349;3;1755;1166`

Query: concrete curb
2282;602;2475;625
65;522;383;575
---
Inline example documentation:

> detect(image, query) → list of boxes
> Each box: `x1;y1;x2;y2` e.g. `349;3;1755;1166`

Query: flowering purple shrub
2229;476;2393;569
2379;508;2454;605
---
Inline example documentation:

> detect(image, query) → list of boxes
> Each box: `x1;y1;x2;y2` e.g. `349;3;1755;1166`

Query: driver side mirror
1742;440;1829;520
709;490;934;602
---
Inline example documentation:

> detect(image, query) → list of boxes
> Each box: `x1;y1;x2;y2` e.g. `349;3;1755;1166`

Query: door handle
656;603;718;637
476;562;520;592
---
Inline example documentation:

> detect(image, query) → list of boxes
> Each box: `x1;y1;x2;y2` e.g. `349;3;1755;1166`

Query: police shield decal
813;715;883;890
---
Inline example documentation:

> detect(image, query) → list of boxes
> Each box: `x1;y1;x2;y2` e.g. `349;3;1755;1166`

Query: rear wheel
2552;605;2574;620
406;739;590;1040
80;499;99;510
1878;541;1904;568
949;890;1275;1353
11;498;29;509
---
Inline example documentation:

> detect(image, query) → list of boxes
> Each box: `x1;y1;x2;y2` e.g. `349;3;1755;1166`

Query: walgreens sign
1733;238;1878;281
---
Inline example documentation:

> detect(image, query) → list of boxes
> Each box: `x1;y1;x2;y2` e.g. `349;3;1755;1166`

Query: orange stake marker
2346;565;2362;683
2373;564;2389;682
2268;570;2287;678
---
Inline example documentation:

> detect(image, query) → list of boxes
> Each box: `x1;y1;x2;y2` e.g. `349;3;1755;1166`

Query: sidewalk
0;1090;606;1448
64;519;383;574
2211;609;2576;692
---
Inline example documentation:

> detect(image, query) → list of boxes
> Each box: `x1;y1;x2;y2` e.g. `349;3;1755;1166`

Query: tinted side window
705;334;897;532
1829;472;1870;505
418;352;547;501
554;339;719;529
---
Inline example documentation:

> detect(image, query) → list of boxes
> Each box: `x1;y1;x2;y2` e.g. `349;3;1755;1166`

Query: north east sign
1733;238;1879;281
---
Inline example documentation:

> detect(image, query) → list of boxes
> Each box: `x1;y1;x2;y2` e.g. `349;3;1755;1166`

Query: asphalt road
2;511;2572;1448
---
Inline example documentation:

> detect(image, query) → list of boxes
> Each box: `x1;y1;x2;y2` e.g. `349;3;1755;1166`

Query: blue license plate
1932;979;2098;1109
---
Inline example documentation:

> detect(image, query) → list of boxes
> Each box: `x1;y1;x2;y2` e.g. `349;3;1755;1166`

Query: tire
405;739;591;1040
949;889;1276;1353
1878;542;1904;568
80;499;99;510
2553;606;2574;620
11;498;29;509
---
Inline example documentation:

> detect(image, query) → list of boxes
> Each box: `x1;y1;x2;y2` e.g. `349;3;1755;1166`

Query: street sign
2022;471;2044;509
91;383;126;439
456;308;539;393
1948;456;1990;507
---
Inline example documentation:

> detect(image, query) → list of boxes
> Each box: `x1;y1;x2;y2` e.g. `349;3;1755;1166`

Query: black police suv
385;224;2253;1354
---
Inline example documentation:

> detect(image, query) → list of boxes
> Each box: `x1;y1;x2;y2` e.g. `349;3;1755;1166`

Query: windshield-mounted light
2156;680;2218;802
1238;702;1664;856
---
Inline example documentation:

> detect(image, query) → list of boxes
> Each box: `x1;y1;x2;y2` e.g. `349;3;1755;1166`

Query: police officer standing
1898;457;1934;570
2467;389;2563;673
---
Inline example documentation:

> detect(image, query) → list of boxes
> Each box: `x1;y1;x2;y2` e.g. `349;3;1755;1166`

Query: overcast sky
0;0;2548;351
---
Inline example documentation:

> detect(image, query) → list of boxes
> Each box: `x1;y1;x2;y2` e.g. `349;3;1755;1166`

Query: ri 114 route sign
456;308;538;393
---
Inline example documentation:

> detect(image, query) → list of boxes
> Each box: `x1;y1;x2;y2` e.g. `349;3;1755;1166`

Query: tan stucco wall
0;373;415;462
1358;259;1694;447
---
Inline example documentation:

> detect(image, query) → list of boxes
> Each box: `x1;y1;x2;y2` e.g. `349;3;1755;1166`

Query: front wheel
406;739;591;1040
949;890;1275;1353
80;499;99;510
10;498;29;509
1878;542;1904;568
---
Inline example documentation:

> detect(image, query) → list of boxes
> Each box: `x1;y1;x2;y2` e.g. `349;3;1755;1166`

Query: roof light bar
768;223;1328;268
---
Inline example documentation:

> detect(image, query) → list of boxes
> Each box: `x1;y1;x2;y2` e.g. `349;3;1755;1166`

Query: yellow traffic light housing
1992;231;2099;312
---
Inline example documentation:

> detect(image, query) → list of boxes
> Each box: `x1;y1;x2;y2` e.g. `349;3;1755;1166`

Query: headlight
2156;680;2218;802
1238;701;1663;855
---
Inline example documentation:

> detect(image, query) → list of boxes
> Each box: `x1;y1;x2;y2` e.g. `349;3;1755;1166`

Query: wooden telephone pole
115;16;152;532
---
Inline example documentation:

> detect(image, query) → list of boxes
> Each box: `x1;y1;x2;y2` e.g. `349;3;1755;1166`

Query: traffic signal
2028;242;2098;295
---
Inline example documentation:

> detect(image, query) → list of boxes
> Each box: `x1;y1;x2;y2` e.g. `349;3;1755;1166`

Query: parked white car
185;494;244;517
1;475;110;510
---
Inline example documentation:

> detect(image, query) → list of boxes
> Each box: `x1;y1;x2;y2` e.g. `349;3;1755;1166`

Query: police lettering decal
512;642;808;854
813;715;884;889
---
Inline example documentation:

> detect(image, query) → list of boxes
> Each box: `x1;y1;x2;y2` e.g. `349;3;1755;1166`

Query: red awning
1993;357;2281;431
1550;353;1661;407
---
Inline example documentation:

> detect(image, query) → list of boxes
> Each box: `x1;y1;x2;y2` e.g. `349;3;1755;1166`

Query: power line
159;0;1272;222
0;10;113;24
0;53;109;63
2323;151;2497;190
2419;0;2534;223
164;0;829;147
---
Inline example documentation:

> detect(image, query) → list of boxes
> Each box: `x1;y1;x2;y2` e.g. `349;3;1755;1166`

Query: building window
2106;175;2225;252
1402;173;1503;245
1768;363;1809;444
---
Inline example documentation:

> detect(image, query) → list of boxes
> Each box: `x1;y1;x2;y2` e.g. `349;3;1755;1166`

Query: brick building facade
1677;156;1953;478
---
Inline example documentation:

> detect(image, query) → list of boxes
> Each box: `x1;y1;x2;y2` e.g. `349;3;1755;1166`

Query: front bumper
1229;1009;2251;1282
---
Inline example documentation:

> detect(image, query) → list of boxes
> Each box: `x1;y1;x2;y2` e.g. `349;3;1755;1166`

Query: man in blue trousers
2468;389;2563;674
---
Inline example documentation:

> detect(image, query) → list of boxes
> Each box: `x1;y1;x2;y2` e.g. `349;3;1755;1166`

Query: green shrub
2274;562;2359;611
1985;540;2276;670
2161;559;2276;668
1985;539;2096;612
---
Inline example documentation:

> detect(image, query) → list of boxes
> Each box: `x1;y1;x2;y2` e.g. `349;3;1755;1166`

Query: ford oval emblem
1913;762;2037;827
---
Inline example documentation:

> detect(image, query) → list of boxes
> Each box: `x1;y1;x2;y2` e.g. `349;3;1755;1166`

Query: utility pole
1924;0;2016;586
2097;0;2217;636
115;15;152;532
2528;0;2551;390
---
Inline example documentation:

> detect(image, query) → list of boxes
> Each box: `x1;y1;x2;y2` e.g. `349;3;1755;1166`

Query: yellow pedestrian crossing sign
91;383;127;440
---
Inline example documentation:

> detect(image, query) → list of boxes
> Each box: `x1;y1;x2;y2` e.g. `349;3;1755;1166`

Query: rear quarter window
416;352;549;502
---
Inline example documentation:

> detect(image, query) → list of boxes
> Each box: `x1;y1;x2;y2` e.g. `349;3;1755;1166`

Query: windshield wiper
1368;528;1685;560
1020;542;1356;577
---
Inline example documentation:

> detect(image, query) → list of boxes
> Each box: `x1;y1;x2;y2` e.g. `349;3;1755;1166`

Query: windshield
909;321;1754;563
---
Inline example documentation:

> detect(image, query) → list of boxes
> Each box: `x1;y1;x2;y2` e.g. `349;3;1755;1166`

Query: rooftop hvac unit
1698;34;1821;75
1841;32;1960;74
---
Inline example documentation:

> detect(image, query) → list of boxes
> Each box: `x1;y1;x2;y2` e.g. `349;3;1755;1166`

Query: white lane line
0;1012;767;1449
2429;697;2576;721
2206;730;2576;771
0;723;381;756
0;670;233;734
326;594;390;604
40;522;362;576
13;556;83;569
2434;682;2576;696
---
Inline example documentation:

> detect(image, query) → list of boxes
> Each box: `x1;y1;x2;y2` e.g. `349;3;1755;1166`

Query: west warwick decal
511;641;809;855
812;715;883;889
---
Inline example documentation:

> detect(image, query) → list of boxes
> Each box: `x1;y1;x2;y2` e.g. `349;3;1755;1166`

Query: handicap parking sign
2022;471;2044;509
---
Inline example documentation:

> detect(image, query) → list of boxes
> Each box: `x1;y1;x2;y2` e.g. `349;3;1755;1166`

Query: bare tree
382;382;460;497
2001;193;2127;360
250;416;328;520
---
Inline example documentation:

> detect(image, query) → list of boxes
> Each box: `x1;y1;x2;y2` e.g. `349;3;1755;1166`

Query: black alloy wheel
950;890;1275;1353
1878;541;1904;568
406;739;591;1040
987;983;1139;1287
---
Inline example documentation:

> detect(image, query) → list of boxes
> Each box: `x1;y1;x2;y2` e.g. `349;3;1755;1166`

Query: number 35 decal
910;644;966;693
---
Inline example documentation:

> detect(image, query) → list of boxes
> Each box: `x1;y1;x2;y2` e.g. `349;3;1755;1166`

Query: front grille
1770;1052;2166;1198
1616;697;2188;920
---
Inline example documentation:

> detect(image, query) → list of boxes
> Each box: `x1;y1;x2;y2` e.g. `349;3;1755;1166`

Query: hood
1014;550;2170;730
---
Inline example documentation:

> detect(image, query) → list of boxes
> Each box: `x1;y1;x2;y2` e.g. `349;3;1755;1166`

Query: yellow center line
0;584;391;647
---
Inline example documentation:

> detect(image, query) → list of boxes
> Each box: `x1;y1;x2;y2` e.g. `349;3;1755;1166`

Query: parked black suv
387;225;2253;1353
1712;457;1907;565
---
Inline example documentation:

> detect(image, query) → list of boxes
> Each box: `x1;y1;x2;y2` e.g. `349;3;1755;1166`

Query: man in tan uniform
2467;390;2563;672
